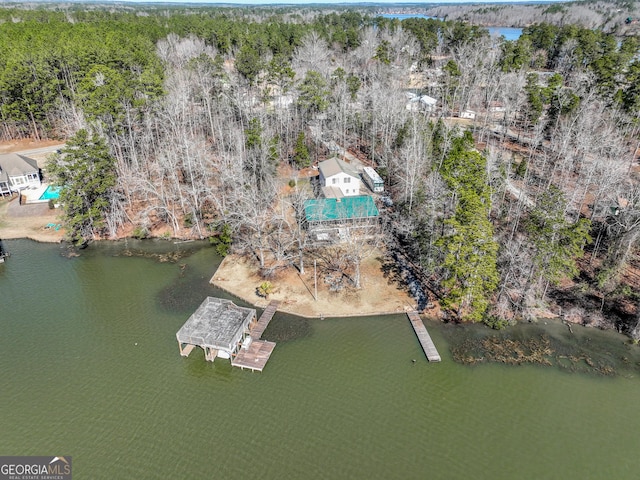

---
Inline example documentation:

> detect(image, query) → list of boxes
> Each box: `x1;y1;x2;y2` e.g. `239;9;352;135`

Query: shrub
257;281;274;298
132;226;149;239
483;315;511;330
209;222;232;257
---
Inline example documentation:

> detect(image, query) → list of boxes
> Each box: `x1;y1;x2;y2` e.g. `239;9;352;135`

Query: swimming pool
38;185;60;201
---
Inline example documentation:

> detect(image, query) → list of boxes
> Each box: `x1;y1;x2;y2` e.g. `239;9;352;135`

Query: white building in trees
318;157;360;198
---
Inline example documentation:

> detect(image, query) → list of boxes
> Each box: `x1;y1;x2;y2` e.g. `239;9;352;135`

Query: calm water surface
2;239;640;479
381;14;523;41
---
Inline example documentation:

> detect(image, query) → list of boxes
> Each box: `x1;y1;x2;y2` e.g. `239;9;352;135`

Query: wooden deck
231;300;281;372
251;300;280;340
407;311;441;362
231;340;277;372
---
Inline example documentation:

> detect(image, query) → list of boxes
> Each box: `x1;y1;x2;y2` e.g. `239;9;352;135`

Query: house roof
0;153;39;178
304;195;379;223
362;167;383;184
318;157;359;179
321;185;344;199
176;297;255;350
419;95;437;106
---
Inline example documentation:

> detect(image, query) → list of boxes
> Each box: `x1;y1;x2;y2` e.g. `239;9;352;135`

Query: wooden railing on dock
407;311;441;362
251;300;280;340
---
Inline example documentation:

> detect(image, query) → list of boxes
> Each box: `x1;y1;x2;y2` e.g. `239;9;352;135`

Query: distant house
318;157;360;198
420;95;437;109
0;153;41;196
459;109;477;119
405;94;438;112
488;101;506;113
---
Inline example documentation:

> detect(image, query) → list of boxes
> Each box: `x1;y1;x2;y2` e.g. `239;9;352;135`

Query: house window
344;177;351;183
345;189;349;194
332;178;338;184
28;173;38;181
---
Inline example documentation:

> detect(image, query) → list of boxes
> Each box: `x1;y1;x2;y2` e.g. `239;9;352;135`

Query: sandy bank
211;253;418;318
0;196;65;243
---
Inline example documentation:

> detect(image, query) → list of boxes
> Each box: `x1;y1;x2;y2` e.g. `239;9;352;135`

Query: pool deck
21;184;54;204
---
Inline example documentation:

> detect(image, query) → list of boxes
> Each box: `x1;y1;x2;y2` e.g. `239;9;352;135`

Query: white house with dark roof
0;153;41;196
318;157;360;198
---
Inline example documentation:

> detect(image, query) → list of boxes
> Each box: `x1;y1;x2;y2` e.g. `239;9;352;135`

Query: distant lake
380;14;523;41
380;13;438;21
487;26;523;41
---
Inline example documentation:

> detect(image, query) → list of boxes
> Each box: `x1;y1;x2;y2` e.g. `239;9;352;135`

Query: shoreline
212;272;414;319
210;253;420;320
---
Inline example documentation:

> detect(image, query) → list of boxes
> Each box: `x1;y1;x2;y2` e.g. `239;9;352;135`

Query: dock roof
176;297;255;351
304;195;379;223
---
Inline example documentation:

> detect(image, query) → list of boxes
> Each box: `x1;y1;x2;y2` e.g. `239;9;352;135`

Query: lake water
487;26;523;41
2;239;640;479
381;13;523;41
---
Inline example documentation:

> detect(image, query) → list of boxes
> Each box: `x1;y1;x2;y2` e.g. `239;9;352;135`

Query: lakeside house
318;157;361;198
0;153;41;196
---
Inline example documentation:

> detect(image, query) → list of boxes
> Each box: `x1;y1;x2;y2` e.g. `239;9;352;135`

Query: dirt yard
211;252;418;318
0;196;65;242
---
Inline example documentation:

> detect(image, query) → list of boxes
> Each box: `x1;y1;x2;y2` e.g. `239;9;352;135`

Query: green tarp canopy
304;195;379;223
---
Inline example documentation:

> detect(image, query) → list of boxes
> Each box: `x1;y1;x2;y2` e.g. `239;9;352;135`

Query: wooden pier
230;300;280;372
251;300;280;340
407;311;441;362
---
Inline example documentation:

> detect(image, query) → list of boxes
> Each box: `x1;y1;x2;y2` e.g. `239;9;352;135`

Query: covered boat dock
177;297;280;372
177;297;257;362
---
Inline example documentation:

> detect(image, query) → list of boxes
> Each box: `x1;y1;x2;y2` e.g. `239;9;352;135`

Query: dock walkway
407;311;441;362
251;300;280;340
230;300;280;372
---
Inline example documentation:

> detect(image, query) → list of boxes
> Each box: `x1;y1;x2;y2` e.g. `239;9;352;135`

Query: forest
2;3;640;337
425;0;640;35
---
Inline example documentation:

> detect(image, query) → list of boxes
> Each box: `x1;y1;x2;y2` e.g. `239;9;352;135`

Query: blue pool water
38;185;60;201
